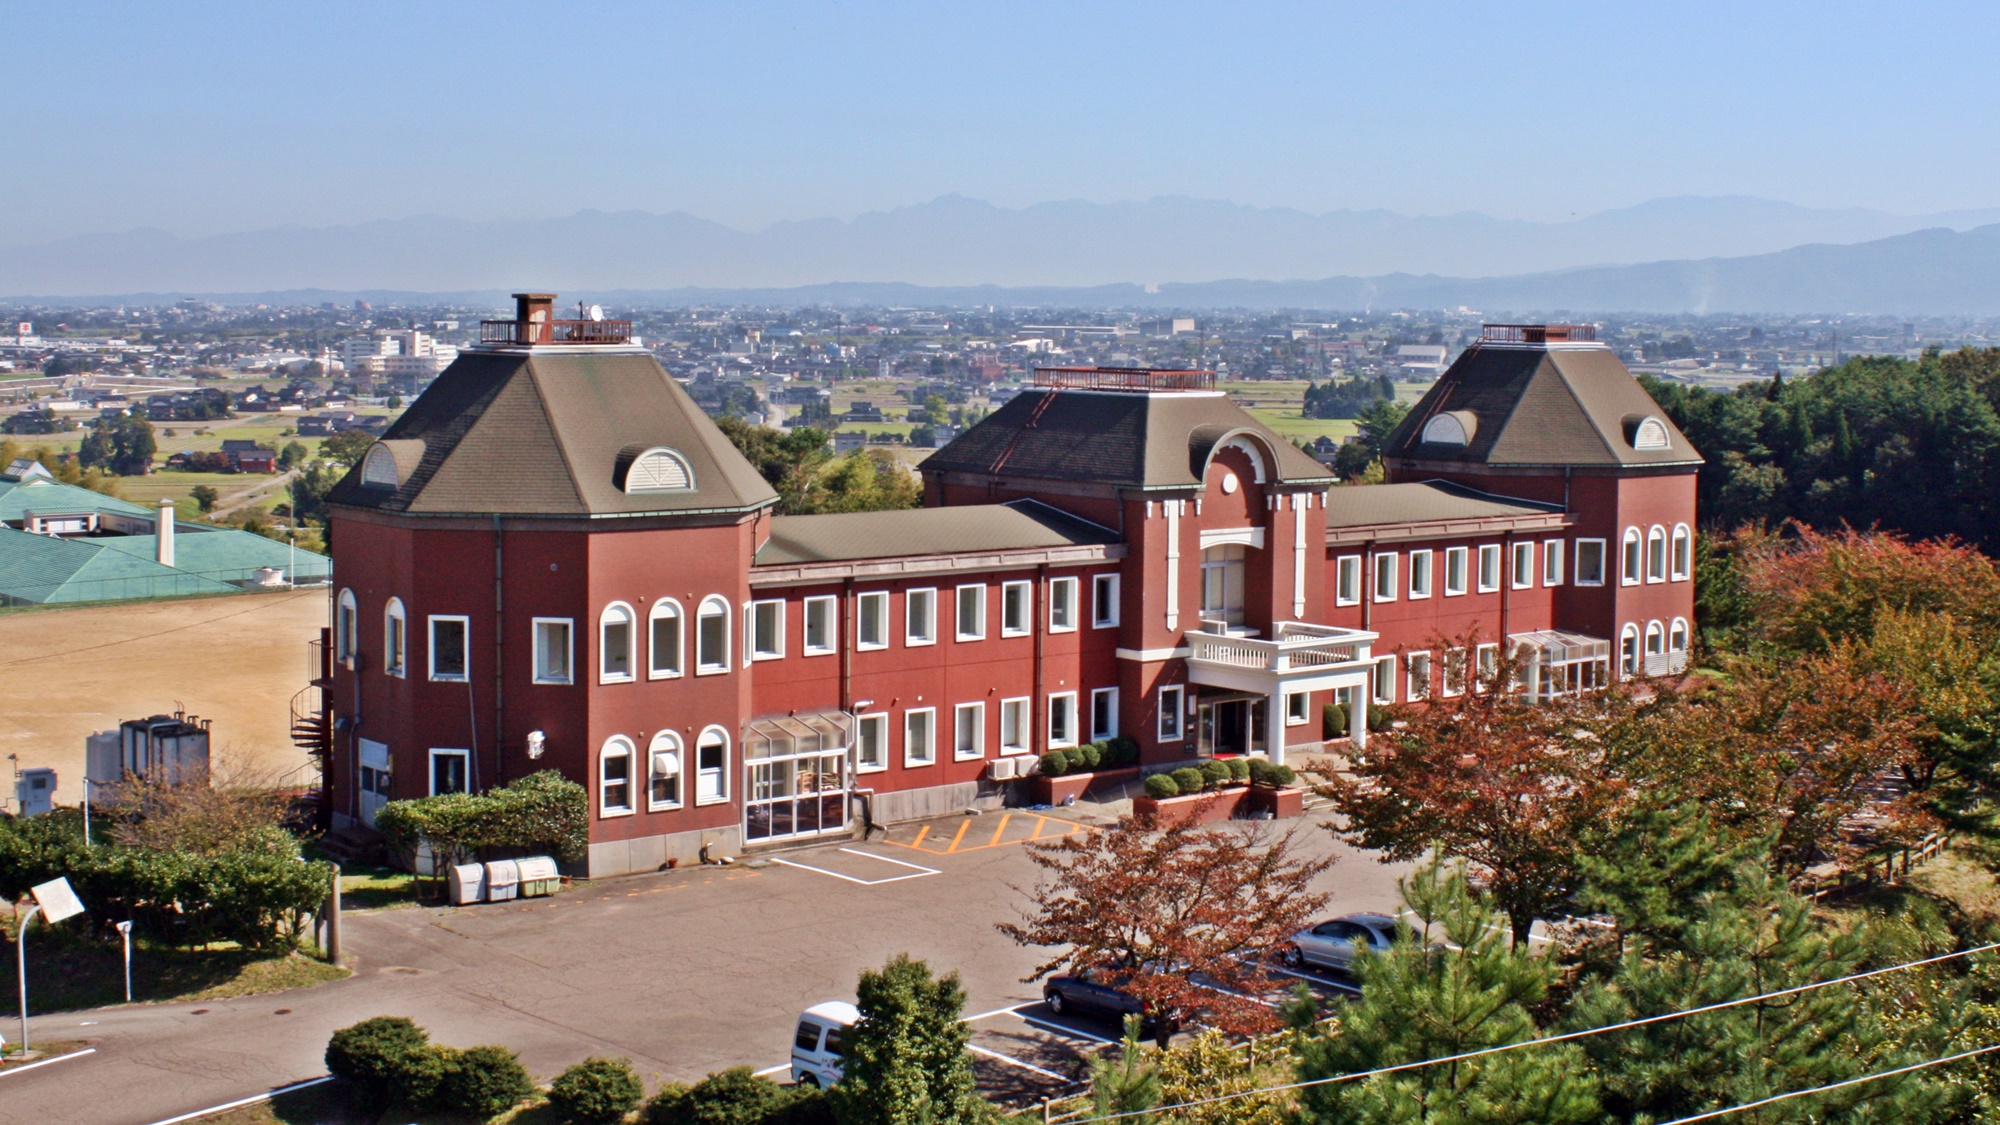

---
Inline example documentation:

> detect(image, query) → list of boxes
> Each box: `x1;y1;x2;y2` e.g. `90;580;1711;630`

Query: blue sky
4;0;1995;245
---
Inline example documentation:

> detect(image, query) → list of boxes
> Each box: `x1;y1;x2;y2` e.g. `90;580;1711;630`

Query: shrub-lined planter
1249;785;1305;818
1031;766;1140;806
1132;786;1250;826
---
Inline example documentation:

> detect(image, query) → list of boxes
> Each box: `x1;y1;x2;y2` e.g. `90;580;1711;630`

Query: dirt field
0;588;327;805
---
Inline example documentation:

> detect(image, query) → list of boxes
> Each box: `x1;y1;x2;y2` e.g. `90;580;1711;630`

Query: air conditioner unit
985;757;1018;781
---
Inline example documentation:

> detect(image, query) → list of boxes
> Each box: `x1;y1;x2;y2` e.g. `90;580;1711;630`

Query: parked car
1042;966;1179;1038
790;1000;858;1087
1281;913;1397;972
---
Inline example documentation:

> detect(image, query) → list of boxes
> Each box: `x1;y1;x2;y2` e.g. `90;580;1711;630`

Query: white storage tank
484;859;520;902
517;856;561;897
448;863;486;905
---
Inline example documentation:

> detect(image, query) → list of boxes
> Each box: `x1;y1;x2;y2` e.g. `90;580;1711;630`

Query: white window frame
999;696;1032;755
953;702;986;761
695;596;731;674
1478;544;1502;593
428;747;470;796
1048;576;1079;632
336;587;358;666
748;598;785;660
428;614;469;682
532;617;574;685
904;706;937;767
1092;573;1120;628
648;598;684;679
1285;691;1309;726
383;597;407;678
599;737;634;817
1670;524;1692;582
1373;655;1397;704
803;594;837;656
1646;619;1666;657
1476;642;1500;689
956;584;987;642
1407;651;1432;701
1443;546;1469;597
1047;691;1078;748
1622;528;1643;586
1373;552;1398;603
1669;616;1690;652
1620;624;1641;678
1441;648;1468;697
1576;538;1607;586
1158;685;1185;741
1646;525;1668;584
1334;555;1362;606
599;601;637;683
647;731;683;811
855;712;889;773
1511;541;1534;590
1543;539;1565;587
695;727;730;805
1408;549;1434;599
1090;687;1120;741
906;587;938;647
856;590;889;650
1000;580;1032;637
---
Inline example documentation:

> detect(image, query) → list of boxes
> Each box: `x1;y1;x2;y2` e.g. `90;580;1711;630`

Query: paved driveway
0;811;1408;1125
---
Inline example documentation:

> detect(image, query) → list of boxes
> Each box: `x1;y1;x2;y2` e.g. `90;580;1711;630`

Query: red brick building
322;300;1699;876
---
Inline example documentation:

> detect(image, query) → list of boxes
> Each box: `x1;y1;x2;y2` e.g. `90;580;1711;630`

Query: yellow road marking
946;817;973;852
986;814;1012;848
912;824;931;849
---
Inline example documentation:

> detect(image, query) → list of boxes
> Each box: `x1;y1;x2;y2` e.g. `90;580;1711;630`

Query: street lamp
15;878;84;1054
115;921;134;1004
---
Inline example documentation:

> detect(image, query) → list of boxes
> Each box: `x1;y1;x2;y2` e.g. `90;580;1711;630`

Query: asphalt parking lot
1;807;1410;1125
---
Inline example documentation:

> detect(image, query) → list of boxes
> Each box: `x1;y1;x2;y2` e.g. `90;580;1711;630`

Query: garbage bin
517;855;561;897
448;862;486;905
484;859;520;902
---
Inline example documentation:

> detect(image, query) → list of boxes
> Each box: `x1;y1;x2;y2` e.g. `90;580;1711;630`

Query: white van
791;1001;859;1087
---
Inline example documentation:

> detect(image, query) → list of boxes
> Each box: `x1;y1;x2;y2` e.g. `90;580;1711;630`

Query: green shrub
765;1088;836;1125
645;1067;800;1125
1076;742;1103;770
1366;704;1392;733
375;769;589;878
401;1044;458;1111
1142;773;1180;800
1039;750;1070;778
439;1045;536;1120
1170;767;1206;794
325;1017;432;1112
549;1057;645;1125
1323;702;1349;739
1247;758;1273;786
1265;763;1297;787
1199;760;1231;788
1110;735;1140;764
1227;757;1252;782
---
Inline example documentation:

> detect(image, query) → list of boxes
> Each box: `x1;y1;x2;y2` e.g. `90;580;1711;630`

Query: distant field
1247;408;1359;444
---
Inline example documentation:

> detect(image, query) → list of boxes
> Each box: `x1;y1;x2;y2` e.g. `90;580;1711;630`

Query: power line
1048;940;2000;1125
1654;1043;2000;1124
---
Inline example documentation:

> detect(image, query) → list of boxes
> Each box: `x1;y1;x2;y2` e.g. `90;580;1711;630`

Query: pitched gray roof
919;389;1333;491
328;349;778;517
1324;480;1563;529
754;499;1118;567
1385;344;1702;469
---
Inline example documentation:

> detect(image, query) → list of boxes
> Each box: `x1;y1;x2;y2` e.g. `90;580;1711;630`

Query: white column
155;498;175;568
1164;500;1181;631
1292;494;1308;618
1349;679;1368;750
1266;691;1287;766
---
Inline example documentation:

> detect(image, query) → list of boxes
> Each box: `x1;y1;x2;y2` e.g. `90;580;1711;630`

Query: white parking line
964;1002;1035;1023
770;849;941;885
0;1047;96;1079
142;1075;332;1125
1011;1012;1116;1044
753;1063;792;1078
969;1043;1073;1083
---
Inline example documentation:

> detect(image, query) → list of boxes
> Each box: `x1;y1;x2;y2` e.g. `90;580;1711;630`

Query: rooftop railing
1481;323;1598;343
1033;366;1215;392
479;319;633;346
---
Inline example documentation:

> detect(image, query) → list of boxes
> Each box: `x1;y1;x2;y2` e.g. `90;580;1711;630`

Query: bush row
1140;758;1295;799
1038;735;1139;777
374;769;589;875
1322;701;1393;739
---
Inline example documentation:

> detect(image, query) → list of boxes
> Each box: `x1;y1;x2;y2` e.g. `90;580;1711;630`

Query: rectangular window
385;610;406;677
533;618;573;684
1090;687;1119;741
1000;697;1031;754
1158;685;1185;741
1512;541;1534;589
1442;649;1467;697
1048;576;1078;632
905;707;936;766
429;615;468;681
1373;553;1398;602
1373;655;1397;704
696;736;726;804
803;595;836;655
956;584;986;641
1476;642;1500;689
1047;691;1078;748
650;605;682;678
1543;540;1565;587
954;702;985;760
906;588;937;646
1408;549;1434;599
1444;546;1469;596
1407;651;1432;700
856;713;888;772
857;591;889;649
429;748;469;796
750;599;784;659
1478;544;1502;592
1335;555;1362;606
1001;580;1031;637
1092;573;1120;628
600;746;632;815
1286;691;1309;725
1576;539;1606;586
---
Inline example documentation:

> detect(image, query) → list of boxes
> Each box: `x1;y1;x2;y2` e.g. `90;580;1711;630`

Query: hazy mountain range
8;195;2000;314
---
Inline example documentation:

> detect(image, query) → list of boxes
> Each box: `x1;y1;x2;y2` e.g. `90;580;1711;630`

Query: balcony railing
1481;323;1597;344
479;319;633;346
1185;621;1374;675
1033;366;1215;392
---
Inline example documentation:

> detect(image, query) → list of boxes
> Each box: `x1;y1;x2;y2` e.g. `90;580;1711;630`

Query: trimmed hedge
1199;760;1231;787
1170;767;1207;794
325;1018;533;1119
1142;773;1180;799
326;1017;431;1112
1248;759;1297;788
375;769;588;875
549;1057;645;1125
1039;750;1071;777
645;1066;813;1125
1227;757;1252;782
440;1045;536;1120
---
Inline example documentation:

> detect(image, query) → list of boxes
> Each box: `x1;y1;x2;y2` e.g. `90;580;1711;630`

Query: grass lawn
339;866;419;912
1;932;348;1013
0;1039;88;1066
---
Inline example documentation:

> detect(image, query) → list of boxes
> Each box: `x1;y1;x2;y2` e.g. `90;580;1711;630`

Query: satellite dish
587;305;605;322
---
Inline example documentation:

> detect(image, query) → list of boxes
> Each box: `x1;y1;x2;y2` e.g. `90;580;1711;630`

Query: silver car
1282;913;1397;972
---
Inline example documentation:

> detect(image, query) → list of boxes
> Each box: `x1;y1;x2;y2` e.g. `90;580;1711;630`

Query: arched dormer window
620;446;695;494
1420;411;1477;446
383;597;407;677
600;601;636;683
1631;416;1670;450
361;443;400;487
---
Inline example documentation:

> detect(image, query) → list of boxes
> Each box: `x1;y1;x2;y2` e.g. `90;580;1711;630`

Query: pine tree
830;954;988;1125
1292;862;1600;1125
1087;1017;1160;1125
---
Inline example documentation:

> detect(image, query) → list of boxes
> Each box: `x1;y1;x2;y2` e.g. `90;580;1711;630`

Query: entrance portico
1183;621;1378;764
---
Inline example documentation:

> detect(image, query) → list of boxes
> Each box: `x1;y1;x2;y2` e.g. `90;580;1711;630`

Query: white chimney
156;498;175;568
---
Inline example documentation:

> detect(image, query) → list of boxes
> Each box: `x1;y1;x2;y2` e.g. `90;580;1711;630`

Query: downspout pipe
493;514;505;787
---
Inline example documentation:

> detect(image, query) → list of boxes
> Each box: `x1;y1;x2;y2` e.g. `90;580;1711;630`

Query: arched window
648;599;683;679
336;588;358;664
600;736;634;816
599;602;635;683
1645;620;1665;657
1620;624;1640;678
383;597;407;677
1646;526;1667;583
1670;524;1692;581
695;727;729;804
696;596;730;674
1420;411;1476;446
1631;416;1671;450
648;731;682;810
1621;528;1642;585
621;446;695;493
1669;617;1690;653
